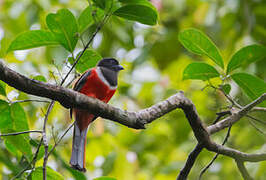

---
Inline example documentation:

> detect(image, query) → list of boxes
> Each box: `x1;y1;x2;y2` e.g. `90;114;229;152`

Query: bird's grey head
97;58;124;72
96;58;124;87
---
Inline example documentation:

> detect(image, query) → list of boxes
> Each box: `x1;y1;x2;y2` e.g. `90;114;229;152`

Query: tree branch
199;126;232;179
0;130;42;137
177;143;204;180
0;60;188;129
207;93;266;135
1;61;265;178
235;160;253;180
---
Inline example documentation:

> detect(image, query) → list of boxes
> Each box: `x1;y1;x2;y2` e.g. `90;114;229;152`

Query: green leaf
33;75;47;82
78;6;94;33
226;45;266;74
221;84;231;94
7;30;59;52
114;2;158;25
46;9;78;52
4;140;19;156
10;103;30;133
231;73;266;106
0;80;6;96
183;62;220;80
178;28;224;69
0;101;32;160
31;166;64;180
93;177;117;180
68;49;102;73
93;0;107;9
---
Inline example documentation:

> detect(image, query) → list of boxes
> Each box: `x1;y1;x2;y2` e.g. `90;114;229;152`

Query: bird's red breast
79;68;116;103
72;68;116;130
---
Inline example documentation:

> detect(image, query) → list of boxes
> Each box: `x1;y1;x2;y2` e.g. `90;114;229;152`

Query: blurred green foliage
0;0;265;179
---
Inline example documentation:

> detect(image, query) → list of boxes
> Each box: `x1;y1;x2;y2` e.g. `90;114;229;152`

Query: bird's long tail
70;121;88;172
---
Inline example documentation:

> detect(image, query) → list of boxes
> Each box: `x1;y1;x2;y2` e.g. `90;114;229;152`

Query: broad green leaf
114;2;158;25
93;0;107;9
11;103;30;133
78;7;94;33
0;100;11;129
0;101;32;160
31;166;64;180
4;140;19;156
93;177;117;180
33;75;47;82
46;9;78;52
183;62;220;80
221;84;231;94
226;45;266;74
7;30;59;52
93;0;119;11
68;49;102;73
178;28;224;69
231;73;266;106
0;80;6;96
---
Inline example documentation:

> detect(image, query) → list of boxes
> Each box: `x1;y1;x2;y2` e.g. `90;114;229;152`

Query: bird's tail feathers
70;122;88;172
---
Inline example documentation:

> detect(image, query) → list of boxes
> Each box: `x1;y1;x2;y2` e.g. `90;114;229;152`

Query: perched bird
69;58;124;171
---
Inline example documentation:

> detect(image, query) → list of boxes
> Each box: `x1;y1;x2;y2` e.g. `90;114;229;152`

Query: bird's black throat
100;67;118;87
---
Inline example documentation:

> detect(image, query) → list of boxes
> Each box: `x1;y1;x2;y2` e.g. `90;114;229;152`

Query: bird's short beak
113;65;124;71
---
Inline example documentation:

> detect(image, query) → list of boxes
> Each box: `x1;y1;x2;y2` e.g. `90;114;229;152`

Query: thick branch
0;61;186;129
177;143;204;180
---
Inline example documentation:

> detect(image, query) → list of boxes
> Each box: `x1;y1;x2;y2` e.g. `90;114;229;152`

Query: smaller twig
51;125;57;144
177;144;204;180
11;99;50;104
213;111;231;124
42;101;55;180
49;71;58;85
53;62;64;81
219;88;241;108
246;115;266;125
251;107;266;112
0;130;42;137
235;160;254;180
199;126;232;179
11;138;43;179
47;122;74;157
248;119;266;135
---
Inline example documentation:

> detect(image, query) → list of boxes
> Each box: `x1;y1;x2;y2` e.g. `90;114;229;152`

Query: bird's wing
70;69;92;119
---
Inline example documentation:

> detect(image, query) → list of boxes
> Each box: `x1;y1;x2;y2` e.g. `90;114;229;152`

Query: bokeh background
0;0;265;179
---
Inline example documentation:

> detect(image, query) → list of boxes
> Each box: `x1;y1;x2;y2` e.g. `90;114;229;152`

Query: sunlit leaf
178;28;224;69
78;6;94;33
11;103;30;133
7;30;59;52
68;49;102;73
93;177;117;180
226;45;266;74
0;101;32;160
31;166;64;180
32;75;47;82
4;140;19;156
114;2;158;25
46;9;78;52
231;73;266;106
221;84;231;95
0;80;6;96
183;62;220;80
0;100;12;130
93;0;107;9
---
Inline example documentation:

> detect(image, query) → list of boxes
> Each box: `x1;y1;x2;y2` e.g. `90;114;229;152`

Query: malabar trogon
69;58;124;171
